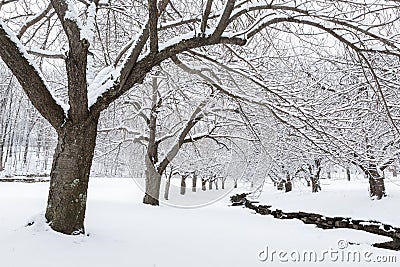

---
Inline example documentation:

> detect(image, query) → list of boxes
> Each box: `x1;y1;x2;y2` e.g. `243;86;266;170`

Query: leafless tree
1;0;399;234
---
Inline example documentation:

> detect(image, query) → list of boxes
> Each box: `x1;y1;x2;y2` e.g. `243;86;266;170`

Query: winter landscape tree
0;0;399;235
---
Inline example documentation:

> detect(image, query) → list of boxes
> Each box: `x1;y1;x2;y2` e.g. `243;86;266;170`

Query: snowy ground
1;178;399;267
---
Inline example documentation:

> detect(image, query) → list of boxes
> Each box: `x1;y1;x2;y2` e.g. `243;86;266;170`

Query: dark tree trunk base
143;193;160;206
180;175;186;195
369;177;386;200
285;181;292;192
143;156;162;206
164;179;171;200
192;175;197;192
45;117;99;235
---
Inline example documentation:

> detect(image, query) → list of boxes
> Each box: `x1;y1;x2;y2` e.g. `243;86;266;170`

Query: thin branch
201;0;213;34
0;20;65;128
28;47;66;59
17;3;53;39
148;0;159;53
212;0;235;39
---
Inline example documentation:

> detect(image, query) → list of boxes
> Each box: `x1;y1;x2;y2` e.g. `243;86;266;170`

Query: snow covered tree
1;0;399;234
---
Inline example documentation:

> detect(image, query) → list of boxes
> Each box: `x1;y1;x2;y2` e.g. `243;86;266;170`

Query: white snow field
0;178;399;267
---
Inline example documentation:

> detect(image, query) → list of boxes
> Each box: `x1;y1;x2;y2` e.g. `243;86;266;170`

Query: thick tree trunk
143;156;162;206
311;176;321;193
277;180;285;190
234;179;237;188
143;75;162;206
192;174;197;192
311;159;322;193
214;178;218;190
369;177;386;199
368;169;386;200
202;178;207;191
285;180;292;192
45;117;98;235
221;179;225;189
209;179;213;190
164;177;171;200
180;175;186;195
346;167;351;181
392;167;397;178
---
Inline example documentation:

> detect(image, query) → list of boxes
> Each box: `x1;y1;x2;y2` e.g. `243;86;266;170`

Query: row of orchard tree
0;0;399;234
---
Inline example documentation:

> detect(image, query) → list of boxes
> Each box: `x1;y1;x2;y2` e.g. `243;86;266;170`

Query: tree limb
148;0;159;53
17;3;53;39
201;0;213;34
0;20;65;128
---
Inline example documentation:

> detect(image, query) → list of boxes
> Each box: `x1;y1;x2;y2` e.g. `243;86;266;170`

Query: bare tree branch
0;20;65;128
201;0;213;34
51;0;95;121
17;3;53;39
148;0;159;53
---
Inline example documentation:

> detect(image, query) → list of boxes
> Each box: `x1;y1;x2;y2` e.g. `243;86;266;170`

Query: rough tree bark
164;179;171;200
192;173;197;192
143;156;162;205
353;160;387;200
367;166;386;200
285;173;292;192
164;172;172;200
180;174;187;195
142;75;162;205
277;179;285;190
310;159;322;193
221;178;226;189
46;116;99;234
202;178;207;191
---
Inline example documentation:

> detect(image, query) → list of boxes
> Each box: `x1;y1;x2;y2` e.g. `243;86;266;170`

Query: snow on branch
28;47;66;59
0;19;69;116
228;1;400;55
81;1;97;44
55;0;98;44
87;65;123;108
64;0;82;25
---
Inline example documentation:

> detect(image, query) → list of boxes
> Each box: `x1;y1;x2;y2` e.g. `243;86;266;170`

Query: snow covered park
1;1;400;267
1;177;399;267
